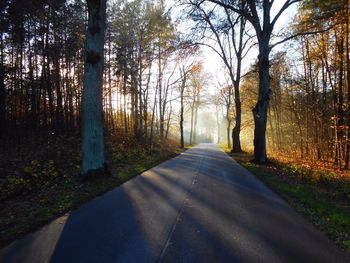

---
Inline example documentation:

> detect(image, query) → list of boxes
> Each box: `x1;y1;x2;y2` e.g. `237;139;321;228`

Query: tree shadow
0;144;348;263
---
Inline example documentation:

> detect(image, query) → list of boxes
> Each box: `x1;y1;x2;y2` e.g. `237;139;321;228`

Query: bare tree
201;0;301;163
185;0;253;152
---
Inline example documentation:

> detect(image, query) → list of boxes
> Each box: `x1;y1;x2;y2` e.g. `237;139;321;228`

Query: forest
0;0;350;256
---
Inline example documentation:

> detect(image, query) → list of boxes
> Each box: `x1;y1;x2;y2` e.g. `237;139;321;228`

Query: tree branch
269;27;331;50
271;0;301;28
206;0;255;25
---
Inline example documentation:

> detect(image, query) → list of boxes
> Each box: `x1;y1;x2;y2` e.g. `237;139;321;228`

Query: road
0;143;348;263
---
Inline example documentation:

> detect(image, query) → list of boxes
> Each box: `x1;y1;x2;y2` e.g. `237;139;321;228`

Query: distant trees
3;0;349;170
106;0;178;144
0;0;6;136
0;0;86;133
184;0;252;152
177;45;198;148
0;1;176;130
239;0;350;169
190;0;300;163
220;84;234;149
187;63;205;145
0;0;191;172
298;0;349;169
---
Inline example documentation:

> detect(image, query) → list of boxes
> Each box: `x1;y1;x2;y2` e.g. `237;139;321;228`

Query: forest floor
221;145;350;254
0;131;183;247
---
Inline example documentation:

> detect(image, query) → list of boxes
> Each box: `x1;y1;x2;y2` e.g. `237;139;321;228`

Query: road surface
0;144;348;263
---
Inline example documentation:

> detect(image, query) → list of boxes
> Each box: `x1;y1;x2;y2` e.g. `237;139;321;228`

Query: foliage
299;0;346;29
0;132;181;247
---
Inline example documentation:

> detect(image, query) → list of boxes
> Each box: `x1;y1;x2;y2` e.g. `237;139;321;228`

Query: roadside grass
220;145;350;254
0;135;184;247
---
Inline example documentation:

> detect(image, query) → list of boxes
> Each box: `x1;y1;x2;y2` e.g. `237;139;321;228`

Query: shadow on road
0;144;349;263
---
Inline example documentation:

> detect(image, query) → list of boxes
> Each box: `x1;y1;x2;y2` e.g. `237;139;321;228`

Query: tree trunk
108;37;114;130
158;45;164;140
190;99;195;145
81;0;107;175
345;0;350;169
231;13;245;153
193;97;198;144
123;73;128;133
226;118;231;149
0;32;5;136
54;54;63;130
253;39;270;163
216;106;220;143
337;34;344;169
232;95;242;152
150;87;157;145
180;87;184;148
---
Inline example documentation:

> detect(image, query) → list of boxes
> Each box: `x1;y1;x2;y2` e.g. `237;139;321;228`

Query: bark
44;15;54;127
252;38;270;163
143;66;152;139
150;86;158;145
226;120;231;149
54;54;63;129
108;35;114;130
28;49;36;129
158;45;165;140
190;99;195;144
193;97;198;144
230;9;244;153
0;32;5;135
345;1;350;169
81;0;107;175
232;81;242;152
226;95;231;149
138;48;143;142
165;104;172;139
337;34;344;169
180;80;185;148
302;39;311;156
216;106;220;143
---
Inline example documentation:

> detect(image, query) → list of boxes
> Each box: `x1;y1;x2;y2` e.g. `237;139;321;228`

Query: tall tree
81;0;107;175
185;0;250;152
203;0;301;163
0;0;7;135
178;48;197;148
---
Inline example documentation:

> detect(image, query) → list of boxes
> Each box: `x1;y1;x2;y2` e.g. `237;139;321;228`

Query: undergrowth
0;132;182;247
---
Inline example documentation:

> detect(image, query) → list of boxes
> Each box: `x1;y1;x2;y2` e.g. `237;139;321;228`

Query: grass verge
220;145;350;254
0;141;184;247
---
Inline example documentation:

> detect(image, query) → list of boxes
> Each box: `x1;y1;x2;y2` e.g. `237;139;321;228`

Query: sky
168;0;299;84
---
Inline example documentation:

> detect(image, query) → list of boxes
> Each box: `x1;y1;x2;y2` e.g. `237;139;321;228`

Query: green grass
0;146;182;247
222;148;350;254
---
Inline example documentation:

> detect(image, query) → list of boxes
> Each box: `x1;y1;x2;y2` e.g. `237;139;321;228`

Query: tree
81;0;107;175
188;63;204;144
219;84;233;148
185;0;251;152
0;0;7;135
297;0;348;167
178;45;198;148
202;0;301;163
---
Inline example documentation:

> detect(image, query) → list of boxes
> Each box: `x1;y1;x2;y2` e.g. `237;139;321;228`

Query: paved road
0;144;349;263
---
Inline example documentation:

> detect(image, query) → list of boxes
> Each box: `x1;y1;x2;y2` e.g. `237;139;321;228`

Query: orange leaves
189;63;202;74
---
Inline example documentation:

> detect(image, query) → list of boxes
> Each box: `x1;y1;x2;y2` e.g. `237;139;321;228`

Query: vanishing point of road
0;144;349;263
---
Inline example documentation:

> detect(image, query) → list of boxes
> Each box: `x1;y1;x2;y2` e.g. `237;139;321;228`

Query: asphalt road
0;143;349;263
